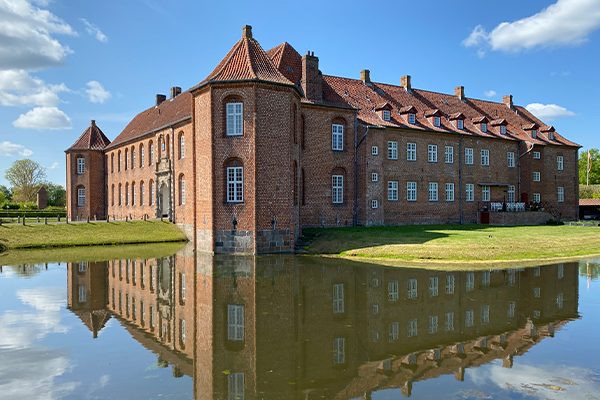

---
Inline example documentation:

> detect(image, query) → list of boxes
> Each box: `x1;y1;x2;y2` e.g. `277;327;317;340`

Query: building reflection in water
67;249;579;399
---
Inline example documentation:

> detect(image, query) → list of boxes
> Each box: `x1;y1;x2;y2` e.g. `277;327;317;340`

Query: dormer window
408;113;416;124
531;130;537;139
425;109;442;128
548;132;555;140
523;123;539;139
457;119;464;130
500;125;507;135
481;123;488;133
434;116;441;127
382;110;391;121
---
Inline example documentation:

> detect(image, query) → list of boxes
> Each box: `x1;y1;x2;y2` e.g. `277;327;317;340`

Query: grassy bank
303;225;600;264
0;221;187;253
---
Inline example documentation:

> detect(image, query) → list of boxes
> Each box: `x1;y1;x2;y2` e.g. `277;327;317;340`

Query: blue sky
0;0;599;186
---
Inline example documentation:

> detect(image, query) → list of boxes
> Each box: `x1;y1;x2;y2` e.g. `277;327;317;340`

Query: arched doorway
158;183;170;218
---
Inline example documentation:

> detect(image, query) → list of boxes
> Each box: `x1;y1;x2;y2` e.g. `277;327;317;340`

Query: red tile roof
197;28;293;88
267;42;303;85
580;199;600;206
106;92;192;150
66;120;111;152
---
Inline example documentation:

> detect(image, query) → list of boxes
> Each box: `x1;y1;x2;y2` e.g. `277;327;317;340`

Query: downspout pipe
353;121;370;226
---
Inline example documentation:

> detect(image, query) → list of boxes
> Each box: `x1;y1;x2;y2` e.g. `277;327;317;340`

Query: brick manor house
66;25;580;254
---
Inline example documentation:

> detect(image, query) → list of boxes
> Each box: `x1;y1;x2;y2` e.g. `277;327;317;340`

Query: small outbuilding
37;186;48;209
579;199;600;220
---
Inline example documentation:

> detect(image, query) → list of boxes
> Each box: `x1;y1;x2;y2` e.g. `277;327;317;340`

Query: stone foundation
487;211;553;226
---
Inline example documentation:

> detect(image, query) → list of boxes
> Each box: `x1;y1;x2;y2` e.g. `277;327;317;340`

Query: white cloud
0;69;68;107
0;141;33;157
48;161;59;169
484;90;497;98
80;18;107;43
525;103;576;120
0;0;75;69
469;362;600;400
463;0;600;55
85;80;110;104
13;106;72;130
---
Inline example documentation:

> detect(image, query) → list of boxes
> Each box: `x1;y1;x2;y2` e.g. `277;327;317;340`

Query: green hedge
580;185;600;199
0;210;66;218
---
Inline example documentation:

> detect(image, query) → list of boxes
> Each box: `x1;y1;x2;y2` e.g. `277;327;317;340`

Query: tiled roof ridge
67;120;111;152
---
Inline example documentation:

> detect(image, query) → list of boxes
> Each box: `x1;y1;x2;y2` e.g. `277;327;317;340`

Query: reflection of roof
334;318;575;399
66;120;111;152
580;199;600;206
72;309;111;338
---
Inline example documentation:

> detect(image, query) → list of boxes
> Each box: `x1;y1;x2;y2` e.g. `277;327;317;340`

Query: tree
44;182;66;207
0;185;10;202
5;159;47;202
579;149;600;185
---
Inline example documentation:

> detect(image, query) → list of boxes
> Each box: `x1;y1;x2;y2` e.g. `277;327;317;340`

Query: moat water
1;246;600;400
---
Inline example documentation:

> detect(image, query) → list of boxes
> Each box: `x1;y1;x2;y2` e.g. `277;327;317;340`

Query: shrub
580;185;600;199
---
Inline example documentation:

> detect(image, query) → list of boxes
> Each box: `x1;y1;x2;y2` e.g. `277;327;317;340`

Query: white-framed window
445;183;455;202
444;146;454;164
179;134;185;159
371;199;378;209
428;276;439;297
506;301;516;319
466;272;475;292
465;309;474;328
131;149;136;169
389;322;399;342
549;131;555;140
533;151;541;159
226;102;243;136
445;312;454;331
456;119;464;130
481;304;490;324
500;125;507;135
78;262;87;273
333;283;344;313
132;183;137;206
428;182;438;202
533;192;541;203
77;157;85;174
406;142;416;161
332;123;344;151
180;319;186;343
179;176;186;205
533;171;541;182
556;293;564;309
227;304;244;341
180;273;186;301
149;181;155;206
407;181;417;201
428;315;438;334
227;166;244;203
428;144;438;163
408;113;416;124
482;271;491;287
140;182;145;206
433;116;441;127
466;184;474;202
388;141;398;160
332;175;344;204
388;280;399;301
507;151;515;168
371;146;379;156
445;274;455;294
407;278;418;299
508;269;516;286
333;337;345;364
140;146;145;167
78;285;86;302
228;373;244;400
558;264;564;279
508;185;515;203
533;310;541;319
481;149;490;166
371;172;378;182
407;318;418;337
557;155;564;171
481;122;488;133
382;109;391;121
149;144;154;165
482;185;491;202
77;187;86;207
557;187;564;203
371;304;380;315
388;181;398;201
531;130;538;139
465;148;474;165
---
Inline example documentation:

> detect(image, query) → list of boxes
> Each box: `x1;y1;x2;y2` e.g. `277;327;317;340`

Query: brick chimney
170;86;182;99
455;86;465;101
503;95;513;109
401;75;412;92
242;25;252;39
156;94;166;106
360;69;371;85
301;51;322;102
90;119;96;127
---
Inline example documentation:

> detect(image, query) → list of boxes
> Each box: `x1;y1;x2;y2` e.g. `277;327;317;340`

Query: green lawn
303;224;600;264
0;221;187;253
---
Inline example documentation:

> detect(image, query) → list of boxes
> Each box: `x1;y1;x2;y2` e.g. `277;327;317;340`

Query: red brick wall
66;150;106;220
